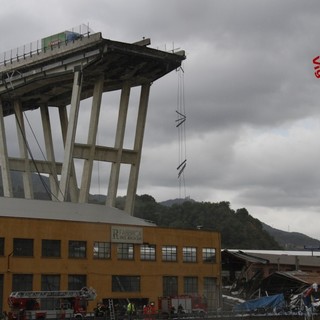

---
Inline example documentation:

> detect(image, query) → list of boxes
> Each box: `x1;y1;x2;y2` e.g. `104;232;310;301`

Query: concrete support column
106;82;131;207
79;75;104;203
59;106;78;202
40;104;59;200
0;100;13;197
58;69;82;201
14;100;34;199
125;83;151;215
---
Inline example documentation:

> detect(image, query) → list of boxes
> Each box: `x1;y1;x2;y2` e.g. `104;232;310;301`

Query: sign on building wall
111;226;143;244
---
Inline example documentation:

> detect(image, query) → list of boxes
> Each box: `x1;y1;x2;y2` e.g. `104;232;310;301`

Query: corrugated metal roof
245;252;320;267
0;197;155;226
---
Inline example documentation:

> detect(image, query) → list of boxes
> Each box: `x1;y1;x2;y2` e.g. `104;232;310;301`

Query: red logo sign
313;56;320;78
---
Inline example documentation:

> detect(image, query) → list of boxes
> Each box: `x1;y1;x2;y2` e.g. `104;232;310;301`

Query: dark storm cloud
1;0;320;237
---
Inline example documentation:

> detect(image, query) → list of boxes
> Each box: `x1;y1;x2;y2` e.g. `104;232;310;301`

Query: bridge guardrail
0;24;93;67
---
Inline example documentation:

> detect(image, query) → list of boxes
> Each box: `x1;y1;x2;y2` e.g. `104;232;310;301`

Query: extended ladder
108;299;115;320
9;287;97;300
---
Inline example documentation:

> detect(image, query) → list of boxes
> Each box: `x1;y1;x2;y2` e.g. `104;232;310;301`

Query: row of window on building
8;274;216;297
0;238;216;263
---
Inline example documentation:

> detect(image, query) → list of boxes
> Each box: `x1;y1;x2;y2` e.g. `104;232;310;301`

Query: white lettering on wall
111;226;143;244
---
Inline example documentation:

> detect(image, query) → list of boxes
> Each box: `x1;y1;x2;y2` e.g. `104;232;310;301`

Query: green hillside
116;194;282;250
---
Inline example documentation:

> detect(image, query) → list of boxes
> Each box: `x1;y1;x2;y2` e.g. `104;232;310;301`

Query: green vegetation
116;195;282;250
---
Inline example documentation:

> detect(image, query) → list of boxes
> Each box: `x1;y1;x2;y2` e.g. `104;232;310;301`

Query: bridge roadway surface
0;32;185;115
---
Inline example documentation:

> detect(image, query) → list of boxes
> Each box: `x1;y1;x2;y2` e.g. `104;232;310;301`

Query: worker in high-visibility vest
127;301;135;320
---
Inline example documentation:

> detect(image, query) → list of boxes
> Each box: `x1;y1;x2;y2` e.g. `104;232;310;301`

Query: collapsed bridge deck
0;32;185;115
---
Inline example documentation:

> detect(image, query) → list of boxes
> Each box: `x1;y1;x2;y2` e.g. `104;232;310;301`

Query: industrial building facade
0;197;222;313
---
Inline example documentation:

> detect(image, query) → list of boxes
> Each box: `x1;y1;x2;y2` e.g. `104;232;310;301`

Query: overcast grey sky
1;0;320;239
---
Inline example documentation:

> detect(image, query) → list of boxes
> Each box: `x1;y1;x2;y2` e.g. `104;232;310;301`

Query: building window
162;245;177;262
68;275;86;290
41;275;60;310
202;248;216;263
117;243;134;260
13;238;33;257
0;238;4;256
94;242;111;259
12;274;33;291
112;276;140;292
68;241;86;258
41;274;60;291
183;247;197;262
140;244;156;261
204;277;217;309
163;276;178;297
42;240;61;258
184;277;198;294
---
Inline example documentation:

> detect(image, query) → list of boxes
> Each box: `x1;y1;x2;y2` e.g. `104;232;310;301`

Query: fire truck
7;287;97;320
158;294;207;316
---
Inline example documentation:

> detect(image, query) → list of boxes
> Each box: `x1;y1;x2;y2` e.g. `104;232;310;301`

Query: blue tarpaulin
233;294;285;313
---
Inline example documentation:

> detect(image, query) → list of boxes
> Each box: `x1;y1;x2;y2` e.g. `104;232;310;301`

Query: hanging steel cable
176;65;187;199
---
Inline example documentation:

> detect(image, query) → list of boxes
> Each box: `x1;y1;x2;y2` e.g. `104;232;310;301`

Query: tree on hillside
128;195;282;250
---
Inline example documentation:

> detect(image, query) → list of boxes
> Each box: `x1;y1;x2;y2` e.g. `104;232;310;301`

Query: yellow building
0;197;221;313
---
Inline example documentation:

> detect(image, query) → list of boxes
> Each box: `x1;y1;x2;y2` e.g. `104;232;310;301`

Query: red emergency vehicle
7;287;96;320
158;294;207;316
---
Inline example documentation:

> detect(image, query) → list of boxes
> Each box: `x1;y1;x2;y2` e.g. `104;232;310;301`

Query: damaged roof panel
222;249;269;264
261;270;320;295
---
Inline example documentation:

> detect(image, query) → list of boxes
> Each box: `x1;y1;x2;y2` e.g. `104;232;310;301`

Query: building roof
245;252;320;268
272;270;320;285
0;197;155;226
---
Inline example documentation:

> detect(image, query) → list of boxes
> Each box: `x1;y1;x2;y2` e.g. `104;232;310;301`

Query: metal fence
0;24;93;67
86;312;320;320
